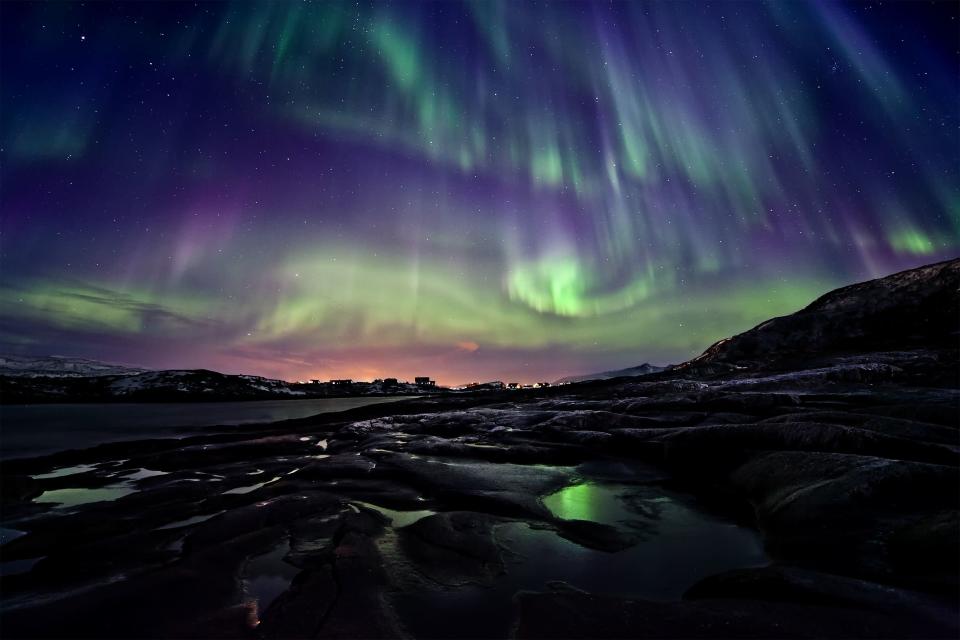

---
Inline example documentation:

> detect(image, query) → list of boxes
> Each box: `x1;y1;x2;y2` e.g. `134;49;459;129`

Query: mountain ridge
681;257;959;372
0;355;150;378
554;363;665;385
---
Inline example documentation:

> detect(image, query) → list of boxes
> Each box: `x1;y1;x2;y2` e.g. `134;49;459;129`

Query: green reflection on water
542;481;675;526
542;482;599;522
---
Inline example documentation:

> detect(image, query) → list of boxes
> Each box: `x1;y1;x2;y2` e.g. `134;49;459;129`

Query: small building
382;377;398;387
415;376;436;387
330;379;352;386
507;382;521;389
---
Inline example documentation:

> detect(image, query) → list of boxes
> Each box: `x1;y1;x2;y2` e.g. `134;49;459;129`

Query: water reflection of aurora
544;482;599;523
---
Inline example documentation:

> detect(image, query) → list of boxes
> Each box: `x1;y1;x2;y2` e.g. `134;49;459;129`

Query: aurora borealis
1;1;957;384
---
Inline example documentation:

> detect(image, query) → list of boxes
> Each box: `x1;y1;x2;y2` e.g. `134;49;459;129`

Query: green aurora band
0;1;957;383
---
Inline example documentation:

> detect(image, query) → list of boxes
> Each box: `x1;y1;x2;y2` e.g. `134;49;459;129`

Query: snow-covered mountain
0;368;312;403
105;370;306;397
0;355;150;378
554;363;664;385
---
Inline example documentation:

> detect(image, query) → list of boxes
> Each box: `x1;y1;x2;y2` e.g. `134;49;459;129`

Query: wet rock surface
398;511;508;587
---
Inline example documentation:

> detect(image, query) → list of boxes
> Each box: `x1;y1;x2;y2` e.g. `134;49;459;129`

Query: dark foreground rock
514;583;954;639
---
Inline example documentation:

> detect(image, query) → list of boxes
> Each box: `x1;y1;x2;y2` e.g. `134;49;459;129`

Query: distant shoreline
0;391;429;407
0;396;420;460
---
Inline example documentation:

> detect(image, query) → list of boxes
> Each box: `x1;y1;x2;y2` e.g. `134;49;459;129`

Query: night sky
1;1;957;384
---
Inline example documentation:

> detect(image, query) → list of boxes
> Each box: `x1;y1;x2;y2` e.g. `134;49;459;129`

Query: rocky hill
0;355;150;378
0;369;309;403
685;258;959;371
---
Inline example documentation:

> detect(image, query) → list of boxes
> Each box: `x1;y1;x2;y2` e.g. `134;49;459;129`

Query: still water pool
391;481;767;639
1;397;411;458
